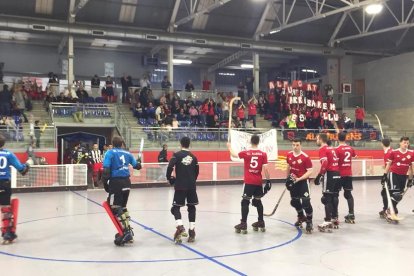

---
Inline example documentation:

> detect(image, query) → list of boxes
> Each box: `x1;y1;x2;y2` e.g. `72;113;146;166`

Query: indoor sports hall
1;0;414;275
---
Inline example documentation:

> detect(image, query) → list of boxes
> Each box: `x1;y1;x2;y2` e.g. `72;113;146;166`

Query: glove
168;176;176;186
134;160;142;170
381;173;388;187
263;180;272;195
285;175;295;191
314;174;323;186
407;179;413;188
20;164;30;176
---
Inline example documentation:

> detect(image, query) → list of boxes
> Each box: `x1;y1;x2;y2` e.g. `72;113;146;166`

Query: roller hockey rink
1;179;413;276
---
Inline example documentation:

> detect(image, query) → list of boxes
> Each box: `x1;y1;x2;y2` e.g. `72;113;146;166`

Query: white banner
229;129;278;161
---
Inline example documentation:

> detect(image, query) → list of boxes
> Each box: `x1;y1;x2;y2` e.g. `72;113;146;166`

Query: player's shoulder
300;151;310;158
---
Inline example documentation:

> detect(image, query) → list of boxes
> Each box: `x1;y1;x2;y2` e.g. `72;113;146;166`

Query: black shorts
242;184;264;199
173;189;199;207
290;179;310;199
322;171;341;194
387;172;407;192
340;176;353;191
107;177;131;208
0;180;12;205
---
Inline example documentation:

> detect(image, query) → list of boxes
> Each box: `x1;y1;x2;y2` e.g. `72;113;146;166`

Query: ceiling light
301;69;317;73
172;59;192;64
241;64;254;69
269;29;280;34
365;4;383;15
218;72;235;76
154;68;167;72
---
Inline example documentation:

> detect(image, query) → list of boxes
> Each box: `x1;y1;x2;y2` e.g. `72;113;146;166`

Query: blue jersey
0;149;26;180
103;148;137;178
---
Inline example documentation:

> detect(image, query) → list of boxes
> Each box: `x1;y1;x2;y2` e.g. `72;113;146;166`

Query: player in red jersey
336;132;357;223
227;135;271;233
381;137;414;219
286;139;314;233
315;133;341;232
379;138;392;218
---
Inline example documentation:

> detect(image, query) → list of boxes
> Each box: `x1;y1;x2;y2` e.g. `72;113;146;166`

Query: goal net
11;164;88;188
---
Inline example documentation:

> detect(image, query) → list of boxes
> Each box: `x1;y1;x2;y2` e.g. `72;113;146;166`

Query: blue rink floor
1;180;414;276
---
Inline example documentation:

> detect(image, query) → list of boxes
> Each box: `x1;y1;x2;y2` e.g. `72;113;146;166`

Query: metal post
67;35;74;94
168;45;174;88
253;52;260;96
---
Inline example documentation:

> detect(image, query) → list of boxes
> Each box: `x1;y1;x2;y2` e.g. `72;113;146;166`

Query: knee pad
321;194;332;205
392;192;402;202
241;198;250;207
252;198;262;207
344;190;353;200
170;206;180;216
290;198;301;210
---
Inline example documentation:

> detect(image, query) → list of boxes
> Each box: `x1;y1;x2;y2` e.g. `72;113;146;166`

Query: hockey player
381;137;413;220
0;134;29;243
314;133;340;232
166;137;199;243
286;138;314;233
336;132;357;223
89;143;103;187
102;136;141;245
227;134;271;234
379;138;392;218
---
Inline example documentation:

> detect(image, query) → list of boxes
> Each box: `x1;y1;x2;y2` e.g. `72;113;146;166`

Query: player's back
319;145;339;172
239;149;268;185
172;150;198;189
0;149;22;179
336;144;356;176
104;148;134;177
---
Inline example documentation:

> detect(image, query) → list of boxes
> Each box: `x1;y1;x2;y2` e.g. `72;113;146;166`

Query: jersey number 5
250;157;258;169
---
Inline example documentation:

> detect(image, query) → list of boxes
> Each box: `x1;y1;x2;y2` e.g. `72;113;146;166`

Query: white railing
129;159;383;184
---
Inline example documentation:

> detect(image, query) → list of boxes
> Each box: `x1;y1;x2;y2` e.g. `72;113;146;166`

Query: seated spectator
76;86;89;102
145;102;156;119
134;102;144;118
155;103;166;125
177;108;187;121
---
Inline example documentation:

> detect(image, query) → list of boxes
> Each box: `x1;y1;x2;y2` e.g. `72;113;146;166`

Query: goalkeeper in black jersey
166;137;199;244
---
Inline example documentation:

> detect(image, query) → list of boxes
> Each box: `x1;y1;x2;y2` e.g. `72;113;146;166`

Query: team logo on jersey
397;162;401;166
292;161;296;165
402;158;406;161
181;155;193;166
408;155;411;159
298;159;302;164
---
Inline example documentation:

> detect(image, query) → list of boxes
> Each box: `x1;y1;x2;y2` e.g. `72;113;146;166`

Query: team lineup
0;132;412;246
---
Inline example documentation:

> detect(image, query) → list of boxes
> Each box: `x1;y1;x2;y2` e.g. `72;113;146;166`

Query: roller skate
251;221;266;232
344;214;355;224
331;217;339;229
187;229;196;243
318;221;333;233
173;225;188;244
305;220;313;234
114;228;134;246
234;221;248;234
2;232;17;245
294;215;306;228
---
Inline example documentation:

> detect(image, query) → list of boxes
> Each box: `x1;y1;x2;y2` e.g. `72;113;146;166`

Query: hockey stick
137;138;144;162
375;114;401;221
264;187;287;217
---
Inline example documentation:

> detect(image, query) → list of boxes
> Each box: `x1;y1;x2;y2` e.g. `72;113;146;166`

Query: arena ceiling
0;0;413;69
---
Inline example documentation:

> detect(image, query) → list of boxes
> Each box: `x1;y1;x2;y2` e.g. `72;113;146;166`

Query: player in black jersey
166;137;199;244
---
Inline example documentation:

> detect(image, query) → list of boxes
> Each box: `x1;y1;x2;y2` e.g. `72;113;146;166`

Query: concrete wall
353;51;414;129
